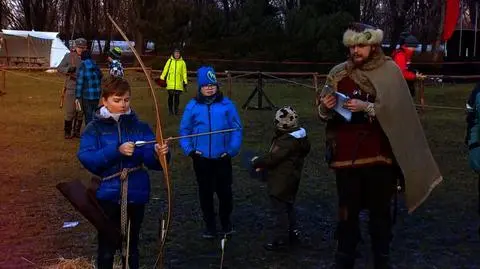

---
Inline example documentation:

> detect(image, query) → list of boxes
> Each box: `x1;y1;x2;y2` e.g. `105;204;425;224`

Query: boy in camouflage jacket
251;106;311;251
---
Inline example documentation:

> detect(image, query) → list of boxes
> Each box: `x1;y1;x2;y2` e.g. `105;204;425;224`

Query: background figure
179;66;242;239
391;32;426;97
76;50;103;125
160;48;188;115
57;38;86;139
107;47;124;78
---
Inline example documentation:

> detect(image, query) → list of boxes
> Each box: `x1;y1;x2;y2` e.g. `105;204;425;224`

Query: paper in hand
333;92;352;122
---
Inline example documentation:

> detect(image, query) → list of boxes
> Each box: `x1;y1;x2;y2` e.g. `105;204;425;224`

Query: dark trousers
477;175;480;236
192;156;233;231
268;195;296;242
335;165;395;261
168;90;181;114
407;80;416;97
82;99;99;125
97;200;145;269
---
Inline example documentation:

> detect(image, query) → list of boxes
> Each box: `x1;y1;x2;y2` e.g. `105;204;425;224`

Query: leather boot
64;120;73;139
73;120;82;138
334;252;355;269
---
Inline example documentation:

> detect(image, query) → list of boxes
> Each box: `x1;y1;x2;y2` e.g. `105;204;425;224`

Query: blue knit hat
197;66;218;91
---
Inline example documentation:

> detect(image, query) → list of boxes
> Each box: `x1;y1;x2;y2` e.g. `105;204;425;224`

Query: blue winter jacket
77;107;168;204
179;93;243;158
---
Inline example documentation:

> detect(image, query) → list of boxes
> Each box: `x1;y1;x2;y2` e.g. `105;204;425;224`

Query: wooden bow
107;14;172;269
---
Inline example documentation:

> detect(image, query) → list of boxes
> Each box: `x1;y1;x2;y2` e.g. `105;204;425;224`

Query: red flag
442;0;461;41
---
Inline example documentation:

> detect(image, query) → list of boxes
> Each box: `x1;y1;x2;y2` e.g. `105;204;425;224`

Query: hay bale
47;257;94;269
45;257;123;269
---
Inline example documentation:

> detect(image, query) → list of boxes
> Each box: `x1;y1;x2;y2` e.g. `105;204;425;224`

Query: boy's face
200;84;217;96
103;92;131;114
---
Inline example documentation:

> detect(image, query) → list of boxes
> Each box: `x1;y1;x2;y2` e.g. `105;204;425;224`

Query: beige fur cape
319;52;443;213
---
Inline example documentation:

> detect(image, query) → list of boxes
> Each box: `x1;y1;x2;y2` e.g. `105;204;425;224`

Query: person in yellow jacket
160;48;188;115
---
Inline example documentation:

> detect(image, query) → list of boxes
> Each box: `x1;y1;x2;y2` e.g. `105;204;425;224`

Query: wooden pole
227;71;232;98
313;72;319;106
419;79;425;114
27;36;31;69
147;68;152;96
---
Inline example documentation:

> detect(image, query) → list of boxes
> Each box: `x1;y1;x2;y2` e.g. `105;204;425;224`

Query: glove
183;83;188;92
68;66;76;73
221;153;230;159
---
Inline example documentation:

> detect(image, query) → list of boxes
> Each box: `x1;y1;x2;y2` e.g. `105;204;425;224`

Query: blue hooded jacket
77;107;169;204
179;66;243;158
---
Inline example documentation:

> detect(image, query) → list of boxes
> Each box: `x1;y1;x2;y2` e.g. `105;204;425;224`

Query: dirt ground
0;71;479;269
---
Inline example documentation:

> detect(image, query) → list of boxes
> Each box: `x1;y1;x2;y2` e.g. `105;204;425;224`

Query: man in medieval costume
316;23;442;269
58;38;87;139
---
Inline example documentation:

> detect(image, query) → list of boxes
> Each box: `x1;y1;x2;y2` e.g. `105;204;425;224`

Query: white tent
0;30;70;68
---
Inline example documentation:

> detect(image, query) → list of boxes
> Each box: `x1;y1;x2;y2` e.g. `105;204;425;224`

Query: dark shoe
64;120;73;139
289;229;300;245
202;229;217;239
73;120;82;138
263;240;287;251
374;253;391;269
334;252;355;269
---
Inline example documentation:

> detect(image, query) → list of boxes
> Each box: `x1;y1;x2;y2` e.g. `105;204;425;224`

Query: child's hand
155;142;169;156
255;168;262;172
119;142;135;156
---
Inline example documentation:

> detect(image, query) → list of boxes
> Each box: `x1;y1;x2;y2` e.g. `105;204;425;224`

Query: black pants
335;165;395;259
97;200;145;269
82;99;99;125
168;90;181;114
192;156;233;232
268;195;296;242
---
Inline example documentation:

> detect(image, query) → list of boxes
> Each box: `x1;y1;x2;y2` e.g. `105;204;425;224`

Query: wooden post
27;36;30;68
227;71;232;98
419;79;425;114
147;68;152;96
313;73;319;106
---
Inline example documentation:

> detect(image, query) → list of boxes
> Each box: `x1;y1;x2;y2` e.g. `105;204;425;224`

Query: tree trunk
433;0;446;61
222;0;230;33
63;0;75;48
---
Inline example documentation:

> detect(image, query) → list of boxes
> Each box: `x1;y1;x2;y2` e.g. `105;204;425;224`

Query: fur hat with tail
343;22;384;47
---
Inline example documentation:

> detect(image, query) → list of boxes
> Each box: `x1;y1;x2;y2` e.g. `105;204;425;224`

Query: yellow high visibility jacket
160;56;188;91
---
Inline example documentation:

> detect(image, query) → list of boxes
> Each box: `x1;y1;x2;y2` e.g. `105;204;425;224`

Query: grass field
0;70;479;269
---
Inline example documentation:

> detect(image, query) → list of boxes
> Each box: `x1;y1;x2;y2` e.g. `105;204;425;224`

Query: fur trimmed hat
274;106;299;130
343;22;384;47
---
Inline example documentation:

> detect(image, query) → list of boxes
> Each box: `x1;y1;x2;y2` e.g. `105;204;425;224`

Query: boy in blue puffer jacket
77;77;170;269
179;66;243;239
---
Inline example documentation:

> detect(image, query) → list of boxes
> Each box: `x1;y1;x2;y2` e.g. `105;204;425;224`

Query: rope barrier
3;69;65;85
261;73;316;89
1;69;471;112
